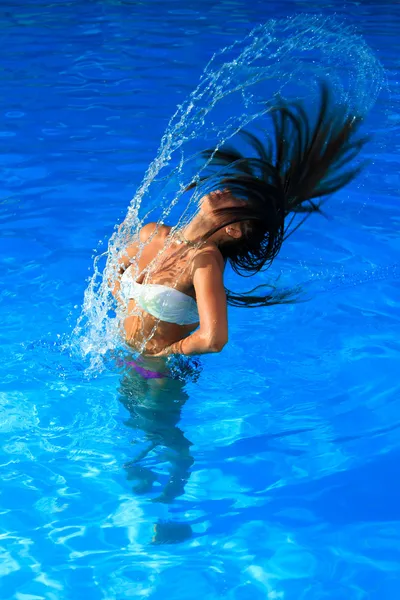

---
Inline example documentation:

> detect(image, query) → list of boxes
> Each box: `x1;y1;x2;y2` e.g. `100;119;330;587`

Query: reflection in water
118;362;199;543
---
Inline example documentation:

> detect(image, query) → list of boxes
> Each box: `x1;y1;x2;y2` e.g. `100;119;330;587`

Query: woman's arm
155;246;228;356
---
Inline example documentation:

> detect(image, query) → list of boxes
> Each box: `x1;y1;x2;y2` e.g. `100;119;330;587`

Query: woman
113;84;366;377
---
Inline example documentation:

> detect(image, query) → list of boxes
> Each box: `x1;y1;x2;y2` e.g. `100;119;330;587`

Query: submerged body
109;84;367;509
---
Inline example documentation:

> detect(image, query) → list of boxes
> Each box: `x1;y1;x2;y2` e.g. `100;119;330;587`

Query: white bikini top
120;267;199;325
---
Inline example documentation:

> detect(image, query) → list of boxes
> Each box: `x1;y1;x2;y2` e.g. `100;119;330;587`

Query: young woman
113;84;366;378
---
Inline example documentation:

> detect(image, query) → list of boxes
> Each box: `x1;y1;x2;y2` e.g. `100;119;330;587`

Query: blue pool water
1;1;400;598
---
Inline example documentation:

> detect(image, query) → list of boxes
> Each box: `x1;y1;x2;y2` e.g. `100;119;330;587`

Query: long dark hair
193;83;368;307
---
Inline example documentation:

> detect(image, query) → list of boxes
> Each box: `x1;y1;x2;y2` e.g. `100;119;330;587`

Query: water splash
72;15;385;372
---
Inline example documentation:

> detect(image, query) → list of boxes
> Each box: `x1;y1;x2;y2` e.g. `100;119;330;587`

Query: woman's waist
123;312;195;353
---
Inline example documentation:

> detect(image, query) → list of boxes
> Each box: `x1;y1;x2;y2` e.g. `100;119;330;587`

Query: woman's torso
121;225;200;354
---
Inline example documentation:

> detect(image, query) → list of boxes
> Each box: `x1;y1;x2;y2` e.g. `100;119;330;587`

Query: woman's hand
150;340;184;357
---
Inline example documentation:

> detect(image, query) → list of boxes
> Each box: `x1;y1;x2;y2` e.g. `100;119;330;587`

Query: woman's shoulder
139;222;171;243
194;240;225;270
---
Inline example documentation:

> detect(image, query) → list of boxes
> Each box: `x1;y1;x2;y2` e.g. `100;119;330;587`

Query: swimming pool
1;1;400;598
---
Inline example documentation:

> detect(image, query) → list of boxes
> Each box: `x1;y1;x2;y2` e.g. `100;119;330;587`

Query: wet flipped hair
191;82;368;308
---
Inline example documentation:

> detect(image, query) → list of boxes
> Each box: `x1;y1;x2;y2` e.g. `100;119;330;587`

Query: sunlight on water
72;15;385;372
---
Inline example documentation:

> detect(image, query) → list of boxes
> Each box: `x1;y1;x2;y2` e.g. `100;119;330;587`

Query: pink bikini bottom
124;360;169;380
